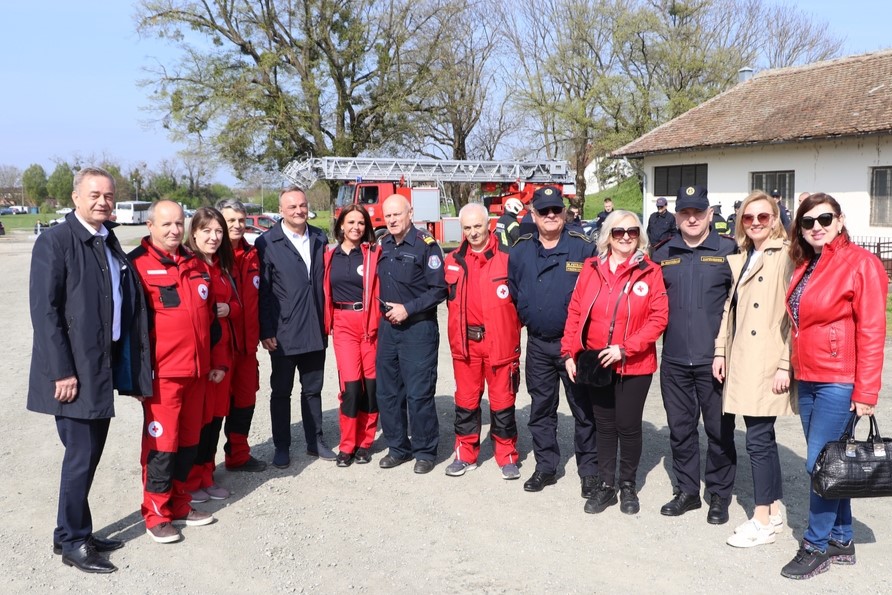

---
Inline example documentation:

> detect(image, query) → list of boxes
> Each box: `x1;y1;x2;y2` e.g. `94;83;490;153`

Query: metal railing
850;235;892;279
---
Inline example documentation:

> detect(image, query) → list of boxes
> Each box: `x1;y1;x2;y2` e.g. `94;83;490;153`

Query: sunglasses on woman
800;213;837;230
610;226;640;240
741;212;772;226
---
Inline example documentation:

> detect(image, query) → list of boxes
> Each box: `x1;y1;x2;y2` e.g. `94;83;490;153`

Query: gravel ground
1;226;889;593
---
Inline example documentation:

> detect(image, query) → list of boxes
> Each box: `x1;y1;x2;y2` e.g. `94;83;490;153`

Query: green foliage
22;164;48;202
584;177;643;218
46;163;74;204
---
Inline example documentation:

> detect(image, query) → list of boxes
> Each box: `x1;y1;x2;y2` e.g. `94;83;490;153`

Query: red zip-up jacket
206;256;241;371
561;251;668;376
785;235;888;405
322;242;381;340
130;237;215;378
232;239;260;354
444;234;521;365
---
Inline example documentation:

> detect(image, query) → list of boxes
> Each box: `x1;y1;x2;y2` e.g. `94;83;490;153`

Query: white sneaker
769;512;784;534
727;519;776;548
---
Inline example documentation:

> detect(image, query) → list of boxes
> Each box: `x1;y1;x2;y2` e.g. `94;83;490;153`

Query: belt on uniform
403;310;437;324
467;325;485;342
530;333;561;342
334;301;363;311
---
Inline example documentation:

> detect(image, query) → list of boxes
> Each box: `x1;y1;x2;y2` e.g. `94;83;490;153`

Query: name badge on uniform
660;258;681;267
565;261;583;273
700;256;726;264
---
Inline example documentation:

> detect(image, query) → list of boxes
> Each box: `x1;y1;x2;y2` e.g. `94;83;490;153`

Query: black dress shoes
707;494;731;525
336;451;354;467
354;447;372;464
61;542;117;574
413;459;435;474
523;471;557;492
379;453;412;469
54;535;124;556
660;491;702;516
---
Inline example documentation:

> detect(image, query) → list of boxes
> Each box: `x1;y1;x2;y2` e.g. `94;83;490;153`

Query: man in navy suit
256;187;333;468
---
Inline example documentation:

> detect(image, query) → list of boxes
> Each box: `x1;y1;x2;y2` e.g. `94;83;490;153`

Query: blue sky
0;1;889;186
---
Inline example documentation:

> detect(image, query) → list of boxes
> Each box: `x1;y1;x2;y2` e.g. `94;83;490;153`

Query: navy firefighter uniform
376;227;448;466
508;186;598;493
651;184;738;520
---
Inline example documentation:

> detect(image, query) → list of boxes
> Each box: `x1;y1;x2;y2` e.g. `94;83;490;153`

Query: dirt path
1;227;888;593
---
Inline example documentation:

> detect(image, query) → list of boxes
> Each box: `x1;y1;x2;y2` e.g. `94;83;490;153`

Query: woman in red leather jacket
780;193;888;580
323;204;380;467
562;210;668;516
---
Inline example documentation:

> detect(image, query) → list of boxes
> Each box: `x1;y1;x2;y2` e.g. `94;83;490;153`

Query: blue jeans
798;381;855;551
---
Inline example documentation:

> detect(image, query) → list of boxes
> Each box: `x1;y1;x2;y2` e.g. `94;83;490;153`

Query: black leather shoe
584;482;618;514
413;459;435;474
580;475;599;499
707;493;730;525
61;542;117;574
523;471;557;492
354;447;372;464
379;453;412;469
336;451;354;467
619;481;640;515
54;535;124;556
660;491;702;516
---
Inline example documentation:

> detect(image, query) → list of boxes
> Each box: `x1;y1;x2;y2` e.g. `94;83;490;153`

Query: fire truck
281;156;576;241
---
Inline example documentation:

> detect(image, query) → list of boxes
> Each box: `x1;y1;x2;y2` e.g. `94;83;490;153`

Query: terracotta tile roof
612;50;892;158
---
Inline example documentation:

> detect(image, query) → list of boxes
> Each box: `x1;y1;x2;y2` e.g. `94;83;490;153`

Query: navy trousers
376;318;440;461
54;416;110;554
269;350;326;451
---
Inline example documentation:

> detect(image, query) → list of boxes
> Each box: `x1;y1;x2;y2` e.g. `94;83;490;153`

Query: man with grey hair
29;166;152;572
443;203;521;478
216;199;266;472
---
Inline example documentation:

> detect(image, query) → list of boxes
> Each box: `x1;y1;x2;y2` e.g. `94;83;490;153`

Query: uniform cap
532;186;564;211
770;189;781;198
655;197;668;207
675;185;709;212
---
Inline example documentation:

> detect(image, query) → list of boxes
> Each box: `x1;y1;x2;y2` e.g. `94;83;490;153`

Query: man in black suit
256;187;333;468
28;167;152;573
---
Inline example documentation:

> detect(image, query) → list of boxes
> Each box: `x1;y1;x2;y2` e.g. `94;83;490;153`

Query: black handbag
576;349;614;387
812;413;892;499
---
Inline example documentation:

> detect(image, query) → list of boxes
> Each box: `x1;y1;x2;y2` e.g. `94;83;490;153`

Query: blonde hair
734;191;787;251
597;210;648;258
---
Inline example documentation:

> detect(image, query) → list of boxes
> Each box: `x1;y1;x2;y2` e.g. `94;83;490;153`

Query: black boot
584;482;618;514
619;481;640;515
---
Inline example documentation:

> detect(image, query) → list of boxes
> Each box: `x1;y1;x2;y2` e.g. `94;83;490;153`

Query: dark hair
279;185;305;199
788;192;848;266
186;207;235;273
334;204;375;244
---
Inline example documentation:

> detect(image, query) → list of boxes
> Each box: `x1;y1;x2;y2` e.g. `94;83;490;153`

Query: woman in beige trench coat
713;190;796;548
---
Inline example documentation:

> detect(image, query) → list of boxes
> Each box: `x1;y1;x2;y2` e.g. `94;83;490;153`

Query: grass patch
1;214;46;230
583;177;643;219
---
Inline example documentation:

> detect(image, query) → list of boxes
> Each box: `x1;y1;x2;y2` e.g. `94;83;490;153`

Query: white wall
640;135;892;237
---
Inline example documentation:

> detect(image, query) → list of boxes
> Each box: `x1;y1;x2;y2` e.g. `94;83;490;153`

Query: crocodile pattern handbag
812;413;892;499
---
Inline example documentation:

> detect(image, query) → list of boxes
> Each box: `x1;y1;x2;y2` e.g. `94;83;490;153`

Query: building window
654;164;708;197
871;167;892;227
751;171;795;214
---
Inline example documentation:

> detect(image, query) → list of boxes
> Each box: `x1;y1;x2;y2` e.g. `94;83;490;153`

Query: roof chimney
738;67;754;83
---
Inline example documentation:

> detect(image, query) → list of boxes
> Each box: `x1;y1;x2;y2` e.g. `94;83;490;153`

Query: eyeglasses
800;213;837;230
610;226;640;240
741;212;772;227
537;206;564;216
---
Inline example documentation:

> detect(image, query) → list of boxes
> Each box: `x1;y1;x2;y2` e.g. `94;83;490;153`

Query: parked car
0;207;13;216
245;214;279;230
243;225;265;245
55;207;73;215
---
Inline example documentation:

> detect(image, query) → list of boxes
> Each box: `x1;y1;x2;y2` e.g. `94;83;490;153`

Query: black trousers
525;336;598;476
54;416;110;554
269;350;326;451
588;374;652;486
743;415;783;506
660;361;737;498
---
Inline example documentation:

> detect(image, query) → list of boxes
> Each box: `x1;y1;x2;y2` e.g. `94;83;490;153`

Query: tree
46;163;74;204
0;164;21;191
136;0;458;196
758;1;843;68
22;164;48;203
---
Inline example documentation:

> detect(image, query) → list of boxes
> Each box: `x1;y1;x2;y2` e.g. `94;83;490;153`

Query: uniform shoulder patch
567;230;593;243
514;233;534;243
417;229;436;245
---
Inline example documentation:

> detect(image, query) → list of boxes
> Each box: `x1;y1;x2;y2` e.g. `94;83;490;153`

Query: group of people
29;167;887;582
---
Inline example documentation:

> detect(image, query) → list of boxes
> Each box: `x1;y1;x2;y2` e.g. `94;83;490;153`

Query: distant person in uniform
375;194;447;474
508;186;599;495
647;197;676;246
712;204;729;234
28;167;152;572
565;206;583;232
726;200;742;236
770;189;792;230
495;197;523;250
651;185;738;526
592;197;614;233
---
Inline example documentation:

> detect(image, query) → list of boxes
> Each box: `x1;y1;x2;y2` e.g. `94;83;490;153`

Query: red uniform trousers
141;377;205;528
184;372;231;491
332;308;378;454
452;339;519;466
224;349;260;467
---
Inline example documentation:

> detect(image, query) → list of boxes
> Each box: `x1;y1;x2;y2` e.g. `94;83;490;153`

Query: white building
612;50;892;238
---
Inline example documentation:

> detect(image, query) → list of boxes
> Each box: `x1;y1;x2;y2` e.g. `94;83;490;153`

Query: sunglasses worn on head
801;213;836;230
741;212;772;226
611;226;640;240
537;206;564;216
